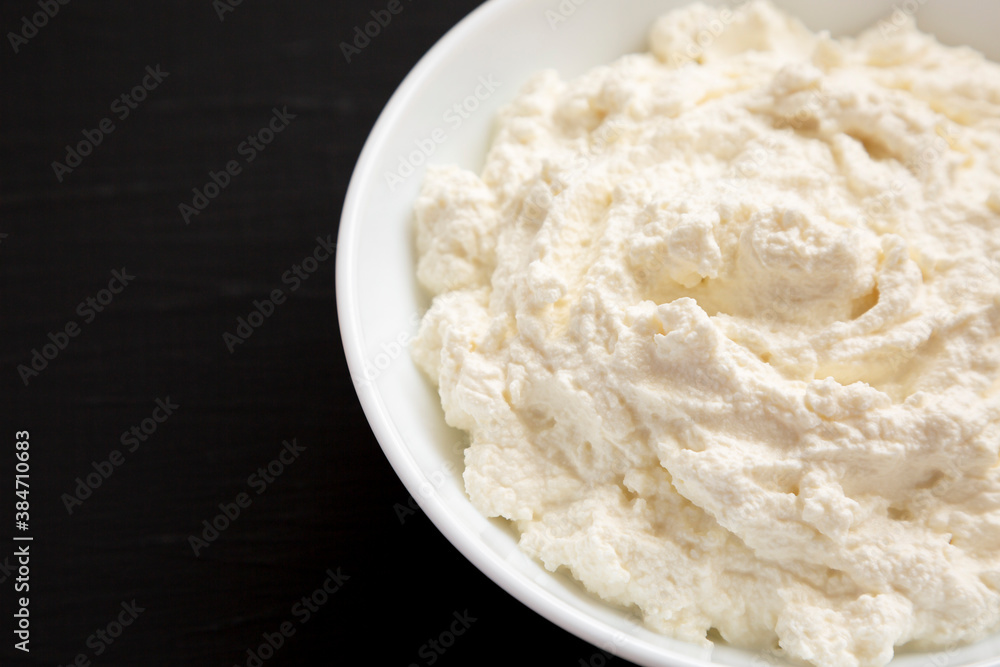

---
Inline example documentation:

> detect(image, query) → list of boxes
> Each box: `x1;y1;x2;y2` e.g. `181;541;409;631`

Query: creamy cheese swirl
413;3;1000;665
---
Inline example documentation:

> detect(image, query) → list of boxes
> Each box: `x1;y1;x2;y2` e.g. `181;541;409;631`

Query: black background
0;0;640;665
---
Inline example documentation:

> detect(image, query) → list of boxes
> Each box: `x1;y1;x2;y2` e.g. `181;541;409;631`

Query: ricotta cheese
412;3;1000;666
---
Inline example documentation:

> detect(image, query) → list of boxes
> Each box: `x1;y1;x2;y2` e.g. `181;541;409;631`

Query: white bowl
336;1;1000;665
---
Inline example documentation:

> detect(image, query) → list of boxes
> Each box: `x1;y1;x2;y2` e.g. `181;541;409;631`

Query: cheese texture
411;3;1000;666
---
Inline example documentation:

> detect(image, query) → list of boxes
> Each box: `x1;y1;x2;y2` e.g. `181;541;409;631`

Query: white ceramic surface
336;1;1000;665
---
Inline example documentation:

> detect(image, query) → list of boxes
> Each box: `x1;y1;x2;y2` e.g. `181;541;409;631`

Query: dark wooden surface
0;1;642;665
